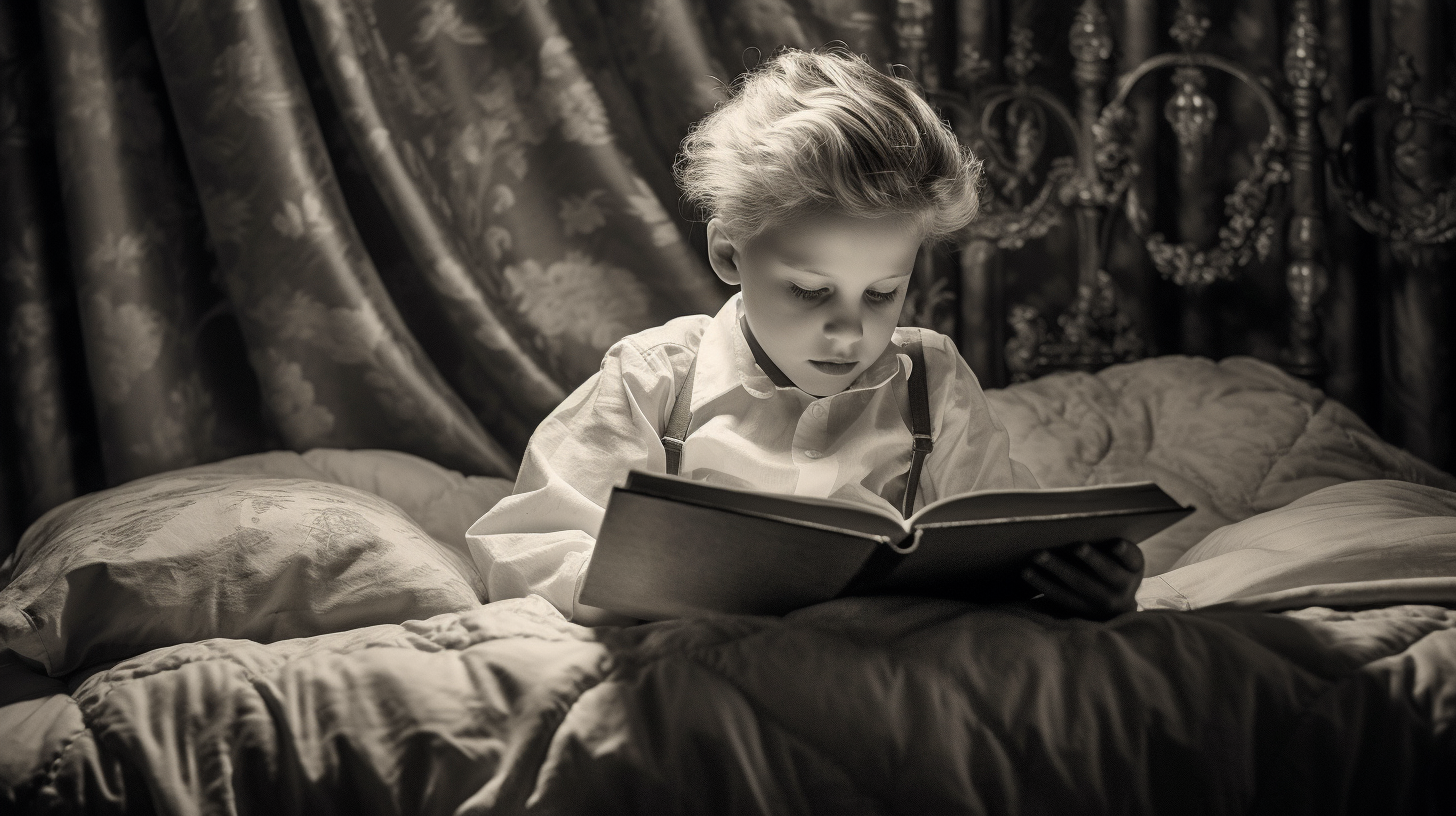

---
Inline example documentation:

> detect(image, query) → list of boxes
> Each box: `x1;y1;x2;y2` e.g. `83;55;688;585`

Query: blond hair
675;48;982;242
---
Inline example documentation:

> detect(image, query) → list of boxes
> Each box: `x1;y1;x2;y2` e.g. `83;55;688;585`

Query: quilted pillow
0;473;484;676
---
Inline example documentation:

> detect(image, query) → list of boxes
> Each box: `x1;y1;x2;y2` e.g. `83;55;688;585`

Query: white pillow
1136;480;1456;611
0;473;484;676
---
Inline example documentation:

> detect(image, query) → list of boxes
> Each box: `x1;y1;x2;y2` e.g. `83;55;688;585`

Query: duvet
3;356;1456;815
6;596;1456;815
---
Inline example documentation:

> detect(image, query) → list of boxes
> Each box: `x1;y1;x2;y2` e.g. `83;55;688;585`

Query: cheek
744;288;797;333
867;306;902;341
761;315;815;356
742;290;805;347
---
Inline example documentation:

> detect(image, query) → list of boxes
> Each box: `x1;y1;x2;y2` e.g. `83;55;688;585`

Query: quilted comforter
7;596;1456;815
5;356;1456;815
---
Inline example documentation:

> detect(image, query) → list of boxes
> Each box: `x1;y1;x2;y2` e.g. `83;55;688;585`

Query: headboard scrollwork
1104;20;1290;289
891;0;1455;469
926;1;1148;382
903;0;1332;384
1329;51;1456;258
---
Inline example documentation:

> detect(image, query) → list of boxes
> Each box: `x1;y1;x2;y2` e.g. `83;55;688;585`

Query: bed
3;354;1455;815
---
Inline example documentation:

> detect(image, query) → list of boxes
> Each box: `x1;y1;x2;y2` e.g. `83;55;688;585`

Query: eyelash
788;284;899;304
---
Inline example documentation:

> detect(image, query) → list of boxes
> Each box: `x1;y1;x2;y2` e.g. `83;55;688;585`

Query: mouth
809;360;858;375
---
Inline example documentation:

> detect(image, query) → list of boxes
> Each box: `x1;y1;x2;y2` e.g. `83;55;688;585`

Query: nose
821;295;864;350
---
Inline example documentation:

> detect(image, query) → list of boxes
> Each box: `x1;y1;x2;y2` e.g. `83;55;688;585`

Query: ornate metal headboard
895;0;1456;390
889;0;1456;473
1328;51;1456;257
893;0;1329;384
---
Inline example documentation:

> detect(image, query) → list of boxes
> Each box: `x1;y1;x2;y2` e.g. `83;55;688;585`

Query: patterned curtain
2;0;1452;560
0;0;912;558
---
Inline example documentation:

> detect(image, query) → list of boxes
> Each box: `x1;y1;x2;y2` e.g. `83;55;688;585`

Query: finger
1022;567;1095;617
1032;551;1115;606
1109;539;1145;573
1025;563;1132;621
1071;542;1129;586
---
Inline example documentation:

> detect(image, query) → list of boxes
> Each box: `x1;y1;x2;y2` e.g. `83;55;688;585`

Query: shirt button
803;449;821;459
809;404;826;419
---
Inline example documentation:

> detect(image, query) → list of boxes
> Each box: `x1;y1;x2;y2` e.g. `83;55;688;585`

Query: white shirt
466;293;1038;621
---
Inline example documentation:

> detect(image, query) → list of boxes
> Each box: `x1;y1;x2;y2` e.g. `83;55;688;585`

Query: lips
809;360;857;375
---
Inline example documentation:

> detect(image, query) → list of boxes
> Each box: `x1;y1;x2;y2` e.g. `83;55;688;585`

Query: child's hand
1021;539;1144;620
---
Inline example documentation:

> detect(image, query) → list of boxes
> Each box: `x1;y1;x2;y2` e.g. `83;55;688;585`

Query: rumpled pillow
178;448;515;550
1136;479;1456;611
0;473;484;676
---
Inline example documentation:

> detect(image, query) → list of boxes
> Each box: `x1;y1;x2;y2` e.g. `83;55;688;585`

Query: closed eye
789;283;828;300
865;288;899;304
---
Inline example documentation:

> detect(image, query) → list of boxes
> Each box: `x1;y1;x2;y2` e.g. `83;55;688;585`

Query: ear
705;218;742;286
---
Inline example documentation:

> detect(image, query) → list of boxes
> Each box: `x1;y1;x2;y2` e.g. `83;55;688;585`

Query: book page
861;507;1193;596
906;481;1183;528
623;471;909;540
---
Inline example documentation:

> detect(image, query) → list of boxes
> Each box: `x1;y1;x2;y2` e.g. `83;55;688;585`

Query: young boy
468;48;1142;625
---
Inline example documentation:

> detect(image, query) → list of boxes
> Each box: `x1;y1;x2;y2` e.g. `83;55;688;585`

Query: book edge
904;480;1179;526
912;504;1193;530
614;484;901;544
625;470;908;526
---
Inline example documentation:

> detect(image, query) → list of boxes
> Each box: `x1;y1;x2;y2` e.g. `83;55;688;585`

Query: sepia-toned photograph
1;0;1454;812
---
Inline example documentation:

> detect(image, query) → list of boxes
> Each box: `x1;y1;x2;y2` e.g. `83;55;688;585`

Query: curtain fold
146;0;525;477
292;0;725;426
40;0;270;487
1;0;93;533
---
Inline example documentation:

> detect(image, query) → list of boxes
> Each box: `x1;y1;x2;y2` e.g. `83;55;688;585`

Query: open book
579;470;1193;620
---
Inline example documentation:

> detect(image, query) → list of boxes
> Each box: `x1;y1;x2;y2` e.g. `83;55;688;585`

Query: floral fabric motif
7;0;1226;563
504;251;652;352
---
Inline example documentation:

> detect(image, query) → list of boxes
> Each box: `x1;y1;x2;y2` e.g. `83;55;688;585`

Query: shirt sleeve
465;338;681;625
917;334;1040;505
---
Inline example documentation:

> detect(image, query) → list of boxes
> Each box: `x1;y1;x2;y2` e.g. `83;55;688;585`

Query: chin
794;371;856;397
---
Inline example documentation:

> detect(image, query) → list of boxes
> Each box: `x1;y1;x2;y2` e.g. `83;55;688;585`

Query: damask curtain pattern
0;0;910;557
1;0;94;533
1;0;1451;560
41;0;269;487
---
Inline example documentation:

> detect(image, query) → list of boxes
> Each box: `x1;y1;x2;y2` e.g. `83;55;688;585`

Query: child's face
706;213;921;397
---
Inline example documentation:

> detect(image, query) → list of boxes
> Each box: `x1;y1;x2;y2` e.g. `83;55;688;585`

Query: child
467;48;1142;625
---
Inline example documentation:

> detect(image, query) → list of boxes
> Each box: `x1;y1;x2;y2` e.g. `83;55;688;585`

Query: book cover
580;471;1193;620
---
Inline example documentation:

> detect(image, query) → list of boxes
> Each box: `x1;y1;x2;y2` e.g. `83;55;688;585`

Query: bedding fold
6;596;1455;815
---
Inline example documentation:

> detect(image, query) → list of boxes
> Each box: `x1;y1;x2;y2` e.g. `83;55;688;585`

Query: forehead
748;213;923;281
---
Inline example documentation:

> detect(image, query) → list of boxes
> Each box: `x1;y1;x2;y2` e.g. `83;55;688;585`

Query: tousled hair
675;47;982;243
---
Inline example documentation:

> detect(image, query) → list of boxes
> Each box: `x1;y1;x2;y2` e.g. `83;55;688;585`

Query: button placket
793;396;829;463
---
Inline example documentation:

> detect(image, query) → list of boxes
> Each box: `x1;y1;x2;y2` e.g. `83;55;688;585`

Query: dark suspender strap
662;356;697;476
842;331;937;597
900;330;933;518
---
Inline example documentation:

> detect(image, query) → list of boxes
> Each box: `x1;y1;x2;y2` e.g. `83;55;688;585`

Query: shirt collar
690;293;913;412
